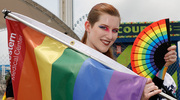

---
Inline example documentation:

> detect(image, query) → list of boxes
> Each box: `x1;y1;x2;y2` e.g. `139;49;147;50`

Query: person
5;74;14;100
81;3;177;100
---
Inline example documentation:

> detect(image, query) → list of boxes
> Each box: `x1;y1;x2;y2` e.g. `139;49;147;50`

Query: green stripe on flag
35;36;68;100
51;48;88;100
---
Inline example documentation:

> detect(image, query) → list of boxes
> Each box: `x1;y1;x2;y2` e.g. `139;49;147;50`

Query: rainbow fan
131;19;171;79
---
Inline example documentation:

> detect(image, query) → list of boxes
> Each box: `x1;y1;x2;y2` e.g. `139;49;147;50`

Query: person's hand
6;97;14;100
164;45;177;67
141;78;161;100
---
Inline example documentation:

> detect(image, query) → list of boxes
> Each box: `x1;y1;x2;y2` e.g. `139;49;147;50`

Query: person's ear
85;21;91;33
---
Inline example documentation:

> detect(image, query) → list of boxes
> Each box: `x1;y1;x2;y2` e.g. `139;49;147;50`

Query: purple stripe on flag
104;71;147;100
73;58;147;100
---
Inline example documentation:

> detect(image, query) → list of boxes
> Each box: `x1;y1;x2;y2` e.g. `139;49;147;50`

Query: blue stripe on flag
73;58;113;100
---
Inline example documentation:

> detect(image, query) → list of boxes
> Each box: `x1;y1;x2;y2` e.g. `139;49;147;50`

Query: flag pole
2;9;177;100
2;9;137;75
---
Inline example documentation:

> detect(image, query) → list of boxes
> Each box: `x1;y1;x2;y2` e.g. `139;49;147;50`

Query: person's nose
106;30;113;40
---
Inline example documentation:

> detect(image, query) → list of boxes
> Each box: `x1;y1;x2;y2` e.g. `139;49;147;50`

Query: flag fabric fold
6;12;147;100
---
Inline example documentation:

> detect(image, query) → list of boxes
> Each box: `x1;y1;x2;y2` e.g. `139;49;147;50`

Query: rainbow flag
2;92;6;100
6;12;146;100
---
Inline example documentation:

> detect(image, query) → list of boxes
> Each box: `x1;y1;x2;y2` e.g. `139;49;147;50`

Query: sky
0;0;180;65
33;0;180;39
33;0;180;22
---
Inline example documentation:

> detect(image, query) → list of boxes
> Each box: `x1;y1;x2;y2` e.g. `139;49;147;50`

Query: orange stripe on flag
17;26;45;100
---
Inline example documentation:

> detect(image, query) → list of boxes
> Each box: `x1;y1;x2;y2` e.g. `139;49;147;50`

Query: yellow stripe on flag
35;36;67;100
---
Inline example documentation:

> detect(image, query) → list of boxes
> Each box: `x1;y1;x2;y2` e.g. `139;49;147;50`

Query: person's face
85;13;119;53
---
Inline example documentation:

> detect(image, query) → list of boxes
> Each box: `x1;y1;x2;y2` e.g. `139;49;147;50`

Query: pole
177;41;180;100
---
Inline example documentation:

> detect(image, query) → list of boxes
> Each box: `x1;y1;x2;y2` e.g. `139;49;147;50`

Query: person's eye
112;29;118;33
99;26;107;30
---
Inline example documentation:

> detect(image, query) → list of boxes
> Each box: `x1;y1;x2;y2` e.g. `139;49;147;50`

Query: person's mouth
101;39;110;46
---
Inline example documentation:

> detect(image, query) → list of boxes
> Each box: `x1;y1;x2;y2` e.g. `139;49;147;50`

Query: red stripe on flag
6;19;46;100
6;19;26;100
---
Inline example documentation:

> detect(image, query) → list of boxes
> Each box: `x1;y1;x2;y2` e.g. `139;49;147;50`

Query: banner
6;12;147;100
117;21;180;43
